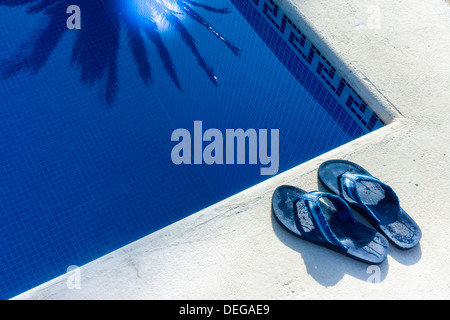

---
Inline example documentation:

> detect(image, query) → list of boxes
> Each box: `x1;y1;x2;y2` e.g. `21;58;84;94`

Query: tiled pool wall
232;0;385;134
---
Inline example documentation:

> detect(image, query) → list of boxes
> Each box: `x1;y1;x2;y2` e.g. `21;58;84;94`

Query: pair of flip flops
272;160;422;264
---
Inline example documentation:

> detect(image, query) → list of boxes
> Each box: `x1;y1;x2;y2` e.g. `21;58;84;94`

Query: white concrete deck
14;0;450;299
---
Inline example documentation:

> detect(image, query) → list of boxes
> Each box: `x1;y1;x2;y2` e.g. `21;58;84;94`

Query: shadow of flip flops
271;213;389;287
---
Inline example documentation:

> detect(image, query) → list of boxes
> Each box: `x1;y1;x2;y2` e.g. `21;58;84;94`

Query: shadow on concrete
388;243;422;265
271;213;389;287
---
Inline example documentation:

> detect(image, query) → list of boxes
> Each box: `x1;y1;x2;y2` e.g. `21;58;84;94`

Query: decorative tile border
233;0;384;132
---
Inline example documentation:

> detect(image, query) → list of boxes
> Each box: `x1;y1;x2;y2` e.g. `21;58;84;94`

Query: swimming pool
0;0;383;299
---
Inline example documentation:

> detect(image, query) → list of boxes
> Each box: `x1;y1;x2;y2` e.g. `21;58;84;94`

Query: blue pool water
0;0;383;299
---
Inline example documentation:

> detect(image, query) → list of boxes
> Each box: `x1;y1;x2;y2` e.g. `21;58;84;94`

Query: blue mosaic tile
232;0;385;132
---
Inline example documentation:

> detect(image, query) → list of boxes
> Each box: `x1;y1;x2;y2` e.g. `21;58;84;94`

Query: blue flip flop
272;185;389;264
318;160;422;250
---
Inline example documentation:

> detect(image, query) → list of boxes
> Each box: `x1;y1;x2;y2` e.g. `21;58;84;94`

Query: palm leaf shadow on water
0;0;242;105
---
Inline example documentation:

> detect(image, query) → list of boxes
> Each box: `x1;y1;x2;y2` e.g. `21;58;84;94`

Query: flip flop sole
318;160;422;250
272;185;389;264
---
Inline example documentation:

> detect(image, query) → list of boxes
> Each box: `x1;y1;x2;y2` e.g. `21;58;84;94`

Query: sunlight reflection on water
130;0;185;31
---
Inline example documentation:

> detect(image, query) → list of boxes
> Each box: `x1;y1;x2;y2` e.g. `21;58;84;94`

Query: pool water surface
0;0;383;299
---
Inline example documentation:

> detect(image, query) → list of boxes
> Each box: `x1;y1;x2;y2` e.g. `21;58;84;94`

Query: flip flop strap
293;192;356;250
338;172;400;224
